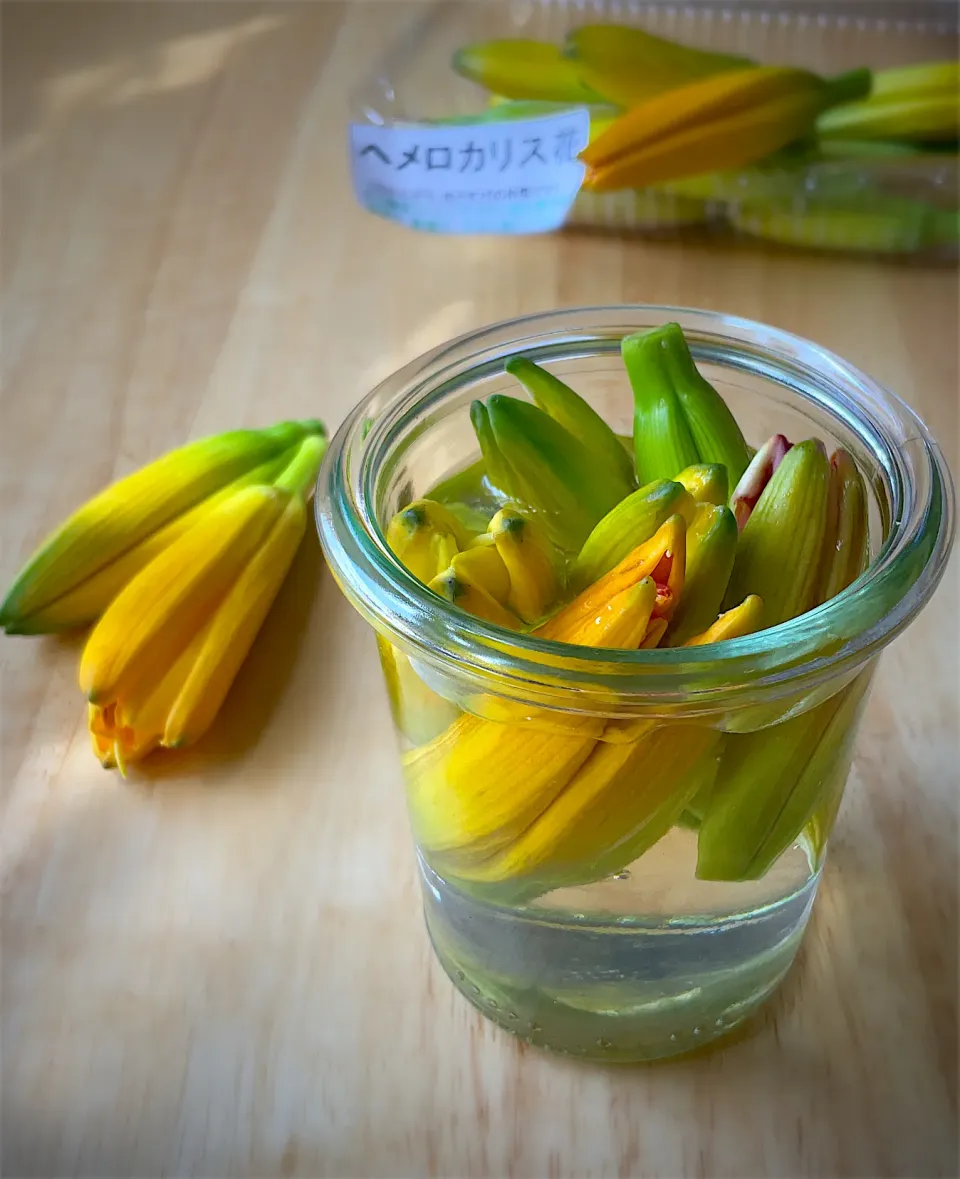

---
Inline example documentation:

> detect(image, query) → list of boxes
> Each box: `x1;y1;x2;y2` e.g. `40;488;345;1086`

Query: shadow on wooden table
3;1;305;154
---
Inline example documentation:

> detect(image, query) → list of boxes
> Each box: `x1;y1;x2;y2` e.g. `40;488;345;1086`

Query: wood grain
2;3;957;1176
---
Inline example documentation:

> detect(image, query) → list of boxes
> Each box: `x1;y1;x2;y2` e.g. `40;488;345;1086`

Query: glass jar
315;306;953;1062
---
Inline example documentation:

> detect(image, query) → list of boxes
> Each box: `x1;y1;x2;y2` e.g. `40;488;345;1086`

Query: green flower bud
570;479;696;590
723;439;830;628
666;503;738;646
505;356;636;490
675;463;729;506
623;323;750;488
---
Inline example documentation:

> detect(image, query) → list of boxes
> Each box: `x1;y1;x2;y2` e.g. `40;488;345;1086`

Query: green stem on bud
272;435;329;499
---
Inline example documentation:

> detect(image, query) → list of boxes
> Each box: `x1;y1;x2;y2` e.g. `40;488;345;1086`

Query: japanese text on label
349;110;590;235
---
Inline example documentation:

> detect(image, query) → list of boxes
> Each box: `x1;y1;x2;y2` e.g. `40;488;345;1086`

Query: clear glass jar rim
316;305;954;713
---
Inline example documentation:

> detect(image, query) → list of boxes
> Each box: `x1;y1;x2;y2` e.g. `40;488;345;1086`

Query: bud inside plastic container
315;306;953;1062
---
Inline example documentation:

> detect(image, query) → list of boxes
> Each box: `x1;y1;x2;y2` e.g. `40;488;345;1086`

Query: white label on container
349;109;590;235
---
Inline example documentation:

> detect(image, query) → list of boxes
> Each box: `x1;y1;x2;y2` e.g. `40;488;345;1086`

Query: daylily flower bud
723;439;830;628
696;667;873;881
540;515;686;639
683;594;764;647
427;565;522;631
505;356;636;490
454;722;722;889
570;478;695;591
675;463;729;506
815;448;870;604
666;503;738;645
488;505;564;624
623;323;750;488
82;436;326;771
449;540;512;606
481;394;634;550
386;499;471;585
404;567;667;868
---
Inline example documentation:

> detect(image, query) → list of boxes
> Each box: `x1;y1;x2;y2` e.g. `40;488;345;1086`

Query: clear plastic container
351;0;959;258
315;306;953;1061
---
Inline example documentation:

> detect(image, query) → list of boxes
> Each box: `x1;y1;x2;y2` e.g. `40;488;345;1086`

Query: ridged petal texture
505;356;636;491
486;393;634;550
723;439;830;626
570;479;695;591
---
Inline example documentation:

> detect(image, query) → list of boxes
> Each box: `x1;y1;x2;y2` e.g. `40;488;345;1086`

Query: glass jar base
420;833;820;1063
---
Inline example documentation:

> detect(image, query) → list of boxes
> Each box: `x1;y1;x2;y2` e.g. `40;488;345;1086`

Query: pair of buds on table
1;421;328;772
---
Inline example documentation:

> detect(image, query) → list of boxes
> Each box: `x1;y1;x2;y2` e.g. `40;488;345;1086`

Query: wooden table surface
2;4;957;1176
